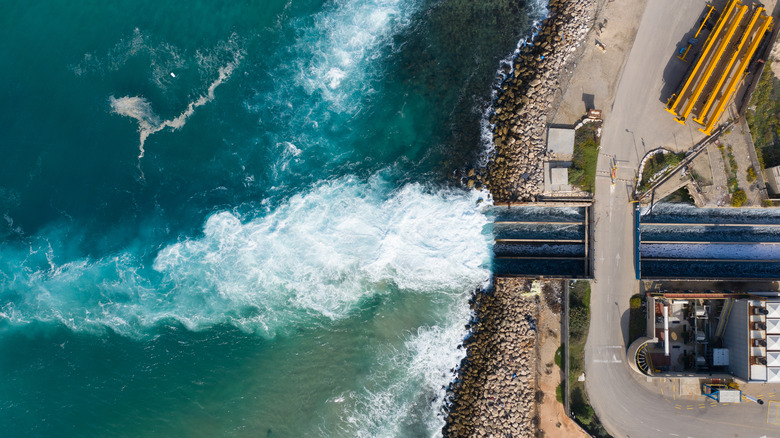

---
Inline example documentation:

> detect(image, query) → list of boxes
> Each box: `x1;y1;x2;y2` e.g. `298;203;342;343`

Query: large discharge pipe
664;304;670;357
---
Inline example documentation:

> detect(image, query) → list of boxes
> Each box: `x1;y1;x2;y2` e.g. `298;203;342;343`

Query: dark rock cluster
443;279;539;437
467;0;595;202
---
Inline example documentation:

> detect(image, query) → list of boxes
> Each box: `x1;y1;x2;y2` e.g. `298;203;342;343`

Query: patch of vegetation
554;345;563;368
556;382;564;404
747;166;757;183
665;187;695;204
569;123;601;193
628;294;645;345
746;61;780;169
567;280;611;437
731;189;747;207
638;151;685;191
727;145;738;172
719;143;742;195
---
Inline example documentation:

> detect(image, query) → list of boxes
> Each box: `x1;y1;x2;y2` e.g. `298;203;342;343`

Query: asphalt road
585;0;780;437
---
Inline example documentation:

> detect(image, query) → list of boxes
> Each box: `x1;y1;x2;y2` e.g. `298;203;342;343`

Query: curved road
585;0;780;437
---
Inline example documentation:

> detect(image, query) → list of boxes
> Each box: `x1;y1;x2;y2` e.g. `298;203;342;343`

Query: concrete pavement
585;0;780;436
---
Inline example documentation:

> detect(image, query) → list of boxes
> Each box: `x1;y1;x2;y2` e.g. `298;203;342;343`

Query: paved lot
585;0;780;436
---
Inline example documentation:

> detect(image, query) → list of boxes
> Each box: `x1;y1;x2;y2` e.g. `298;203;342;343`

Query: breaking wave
0;177;491;339
290;0;416;110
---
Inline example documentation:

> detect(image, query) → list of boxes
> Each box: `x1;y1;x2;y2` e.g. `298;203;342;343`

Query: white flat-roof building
546;127;575;159
723;299;780;382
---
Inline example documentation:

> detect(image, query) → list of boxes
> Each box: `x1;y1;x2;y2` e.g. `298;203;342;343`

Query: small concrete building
546;127;575;160
543;126;575;193
764;165;780;195
550;166;569;191
629;294;780;383
543;162;572;193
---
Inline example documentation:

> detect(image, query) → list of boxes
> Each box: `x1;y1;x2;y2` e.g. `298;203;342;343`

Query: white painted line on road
669;433;679;437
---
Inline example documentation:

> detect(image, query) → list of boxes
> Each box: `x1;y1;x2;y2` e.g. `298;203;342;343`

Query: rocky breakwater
480;0;595;202
443;278;539;437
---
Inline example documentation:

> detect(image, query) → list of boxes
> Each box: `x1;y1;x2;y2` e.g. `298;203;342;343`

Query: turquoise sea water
0;0;544;436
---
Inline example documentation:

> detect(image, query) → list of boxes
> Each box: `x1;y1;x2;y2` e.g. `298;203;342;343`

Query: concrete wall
723;299;749;381
765;166;780;195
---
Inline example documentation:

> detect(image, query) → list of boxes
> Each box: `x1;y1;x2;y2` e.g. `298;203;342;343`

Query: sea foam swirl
0;177;491;338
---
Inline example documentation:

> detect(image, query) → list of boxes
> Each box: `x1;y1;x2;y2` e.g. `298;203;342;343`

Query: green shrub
569;124;600;193
629;294;645;344
571;386;595;425
747;60;780;169
747;166;757;182
731;189;747;207
556;382;564;404
639;151;685;191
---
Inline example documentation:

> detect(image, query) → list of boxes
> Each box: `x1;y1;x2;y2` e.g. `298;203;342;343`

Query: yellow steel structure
666;0;773;136
693;8;762;125
676;2;746;124
678;6;716;62
700;12;773;135
666;0;739;119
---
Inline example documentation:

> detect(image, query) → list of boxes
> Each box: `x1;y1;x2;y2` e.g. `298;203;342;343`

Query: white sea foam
292;0;414;111
110;50;242;162
332;300;471;437
71;28;187;90
0;177;491;338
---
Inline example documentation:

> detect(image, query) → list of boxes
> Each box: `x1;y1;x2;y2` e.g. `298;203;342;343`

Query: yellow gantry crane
666;0;773;135
678;6;716;62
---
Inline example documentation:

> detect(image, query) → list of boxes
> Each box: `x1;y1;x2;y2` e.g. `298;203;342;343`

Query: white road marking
593;346;623;363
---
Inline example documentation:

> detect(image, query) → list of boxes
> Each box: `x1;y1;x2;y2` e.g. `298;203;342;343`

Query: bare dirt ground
713;121;764;206
554;0;777;207
537;282;589;438
552;0;648;126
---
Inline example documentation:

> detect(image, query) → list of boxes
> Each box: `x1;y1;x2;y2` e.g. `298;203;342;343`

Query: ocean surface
0;0;545;436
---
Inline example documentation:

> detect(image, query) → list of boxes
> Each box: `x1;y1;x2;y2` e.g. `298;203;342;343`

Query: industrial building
630;292;780;383
666;0;773;135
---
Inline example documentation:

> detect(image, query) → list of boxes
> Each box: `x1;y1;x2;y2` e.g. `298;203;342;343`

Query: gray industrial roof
547;127;575;156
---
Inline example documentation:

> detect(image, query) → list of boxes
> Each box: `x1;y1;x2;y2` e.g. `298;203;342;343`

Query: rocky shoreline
445;1;597;436
443;279;540;437
463;0;596;203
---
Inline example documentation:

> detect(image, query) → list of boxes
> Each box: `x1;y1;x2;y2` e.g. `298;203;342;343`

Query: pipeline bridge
491;201;592;278
636;205;780;279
